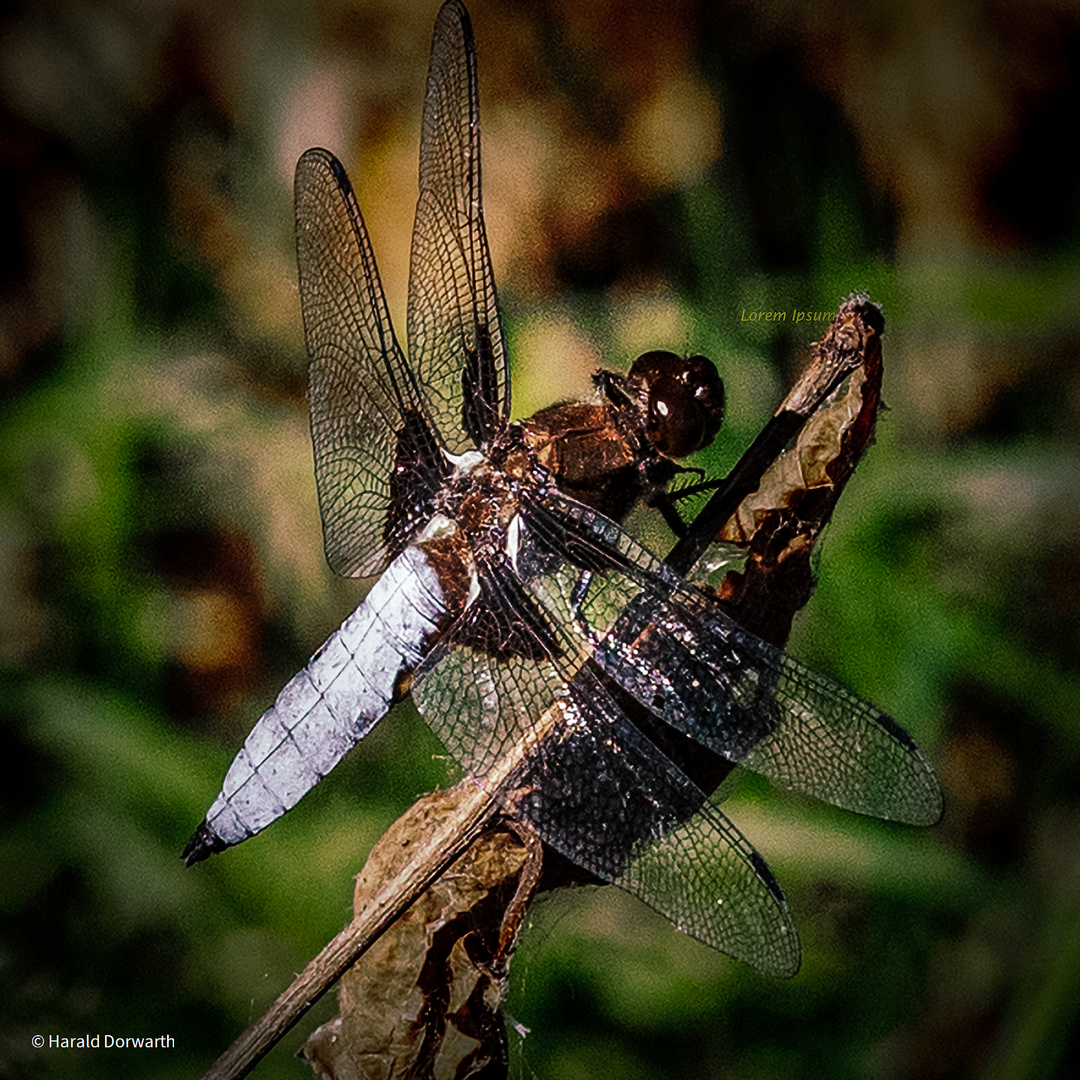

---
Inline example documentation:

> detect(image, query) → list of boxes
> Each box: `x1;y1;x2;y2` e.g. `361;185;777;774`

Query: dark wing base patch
385;409;450;561
451;556;563;662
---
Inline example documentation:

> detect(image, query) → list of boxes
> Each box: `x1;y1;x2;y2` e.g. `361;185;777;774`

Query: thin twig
199;779;496;1080
201;688;585;1078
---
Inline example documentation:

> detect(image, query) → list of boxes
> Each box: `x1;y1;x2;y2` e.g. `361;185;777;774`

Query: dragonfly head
627;350;725;459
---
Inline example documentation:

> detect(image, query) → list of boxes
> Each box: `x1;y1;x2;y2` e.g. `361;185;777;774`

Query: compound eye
630;351;724;458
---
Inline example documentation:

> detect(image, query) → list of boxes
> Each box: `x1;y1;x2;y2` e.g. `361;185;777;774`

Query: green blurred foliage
3;2;1080;1079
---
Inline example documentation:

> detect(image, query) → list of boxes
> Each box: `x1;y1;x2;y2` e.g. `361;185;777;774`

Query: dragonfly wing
518;491;943;826
407;0;509;453
295;147;447;578
521;666;800;978
413;580;799;977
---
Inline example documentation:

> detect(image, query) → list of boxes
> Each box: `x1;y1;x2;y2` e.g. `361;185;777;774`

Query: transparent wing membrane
407;0;509;452
295;149;444;577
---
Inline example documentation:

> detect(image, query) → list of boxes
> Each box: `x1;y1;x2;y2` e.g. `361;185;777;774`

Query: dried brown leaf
714;297;885;646
301;786;540;1080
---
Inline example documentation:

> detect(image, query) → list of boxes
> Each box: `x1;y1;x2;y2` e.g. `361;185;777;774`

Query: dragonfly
184;0;941;978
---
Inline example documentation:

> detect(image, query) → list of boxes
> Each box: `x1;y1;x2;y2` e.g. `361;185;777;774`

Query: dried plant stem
199;781;498;1080
201;685;586;1078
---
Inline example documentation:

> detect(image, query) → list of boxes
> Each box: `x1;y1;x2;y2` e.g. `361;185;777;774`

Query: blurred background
2;0;1079;1077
